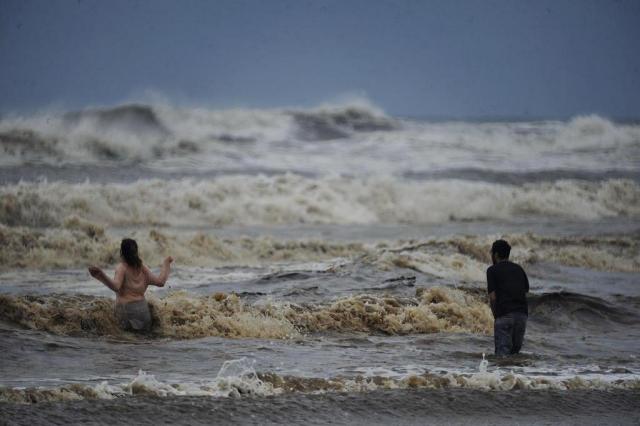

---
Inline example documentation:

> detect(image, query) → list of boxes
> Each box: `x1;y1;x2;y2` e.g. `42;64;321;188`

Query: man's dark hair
491;239;511;259
120;238;142;268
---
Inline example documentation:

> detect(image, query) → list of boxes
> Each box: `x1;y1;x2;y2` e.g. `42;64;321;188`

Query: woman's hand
88;266;104;279
163;256;174;266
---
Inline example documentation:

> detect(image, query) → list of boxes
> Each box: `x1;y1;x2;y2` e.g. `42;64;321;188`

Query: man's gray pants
494;312;527;356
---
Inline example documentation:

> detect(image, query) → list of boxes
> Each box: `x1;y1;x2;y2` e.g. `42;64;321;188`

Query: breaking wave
0;287;493;338
0;102;397;165
2;176;638;228
0;100;638;173
2;362;638;404
368;232;640;276
3;286;638;340
290;107;396;141
558;114;639;150
0;224;368;269
0;225;637;273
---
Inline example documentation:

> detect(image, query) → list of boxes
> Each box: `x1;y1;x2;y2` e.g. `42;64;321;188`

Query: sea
0;101;639;425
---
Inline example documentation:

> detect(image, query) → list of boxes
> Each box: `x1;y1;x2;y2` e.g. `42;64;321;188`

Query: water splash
478;353;489;373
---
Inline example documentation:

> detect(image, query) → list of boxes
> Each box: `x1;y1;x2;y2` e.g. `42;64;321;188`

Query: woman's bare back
89;256;172;305
115;263;149;304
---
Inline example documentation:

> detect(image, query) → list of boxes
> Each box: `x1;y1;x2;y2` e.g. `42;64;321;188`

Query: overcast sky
1;0;639;118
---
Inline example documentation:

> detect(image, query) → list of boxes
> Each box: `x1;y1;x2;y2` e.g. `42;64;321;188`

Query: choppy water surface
1;103;639;424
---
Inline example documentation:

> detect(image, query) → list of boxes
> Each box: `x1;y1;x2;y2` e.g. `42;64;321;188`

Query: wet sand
2;388;639;425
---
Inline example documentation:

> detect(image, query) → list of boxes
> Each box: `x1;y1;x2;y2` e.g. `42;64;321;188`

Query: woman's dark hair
120;238;142;268
491;239;511;259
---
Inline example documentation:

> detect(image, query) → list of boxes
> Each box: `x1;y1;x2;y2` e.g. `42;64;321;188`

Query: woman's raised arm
88;264;124;292
145;256;173;287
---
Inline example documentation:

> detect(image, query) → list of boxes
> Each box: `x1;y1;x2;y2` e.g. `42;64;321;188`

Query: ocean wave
3;287;637;341
0;101;638;172
0;359;278;403
1;176;638;228
290;107;396;141
558;115;637;150
0;101;396;165
2;364;638;404
0;287;492;338
529;292;640;328
0;225;637;274
61;105;170;138
0;224;367;270
369;233;640;277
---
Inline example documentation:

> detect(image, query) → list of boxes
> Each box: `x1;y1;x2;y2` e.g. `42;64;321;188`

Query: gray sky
1;0;639;118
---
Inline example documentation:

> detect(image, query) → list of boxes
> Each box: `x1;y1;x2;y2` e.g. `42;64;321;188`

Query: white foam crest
1;105;638;173
2;367;639;404
153;103;293;144
0;100;393;167
376;250;487;281
0;108;166;164
557;115;639;149
2;175;637;228
391;117;640;173
113;359;278;399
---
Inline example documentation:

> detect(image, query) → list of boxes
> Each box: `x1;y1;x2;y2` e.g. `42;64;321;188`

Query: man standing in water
487;239;529;356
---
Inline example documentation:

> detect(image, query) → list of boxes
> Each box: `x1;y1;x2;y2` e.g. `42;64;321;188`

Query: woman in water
88;238;173;332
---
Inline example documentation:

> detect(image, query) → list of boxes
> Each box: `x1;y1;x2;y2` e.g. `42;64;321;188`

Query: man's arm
145;256;173;287
487;267;498;319
488;291;497;319
88;265;124;292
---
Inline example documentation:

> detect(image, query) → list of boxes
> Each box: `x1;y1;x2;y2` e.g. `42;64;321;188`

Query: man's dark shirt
487;260;529;318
